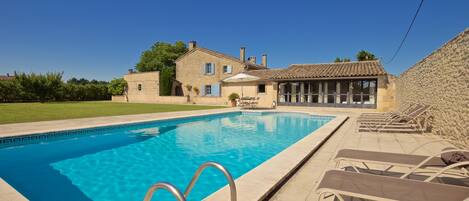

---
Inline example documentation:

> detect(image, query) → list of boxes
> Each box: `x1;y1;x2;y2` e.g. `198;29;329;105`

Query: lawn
0;101;226;124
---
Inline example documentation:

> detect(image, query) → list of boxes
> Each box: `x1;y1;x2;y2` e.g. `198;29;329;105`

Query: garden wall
395;28;469;147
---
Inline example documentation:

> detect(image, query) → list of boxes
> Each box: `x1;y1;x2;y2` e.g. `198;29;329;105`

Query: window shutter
212;83;220;97
228;65;232;73
202;64;206;75
200;85;205;96
211;63;215;75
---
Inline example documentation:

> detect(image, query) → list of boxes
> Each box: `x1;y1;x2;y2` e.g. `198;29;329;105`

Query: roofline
175;46;268;69
399;27;469;77
125;71;160;75
270;75;384;81
175;47;244;64
288;60;381;67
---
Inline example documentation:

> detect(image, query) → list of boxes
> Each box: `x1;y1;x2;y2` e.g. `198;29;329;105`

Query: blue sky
1;0;468;81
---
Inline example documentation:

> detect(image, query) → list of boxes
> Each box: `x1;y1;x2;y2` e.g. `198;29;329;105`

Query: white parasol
222;73;260;96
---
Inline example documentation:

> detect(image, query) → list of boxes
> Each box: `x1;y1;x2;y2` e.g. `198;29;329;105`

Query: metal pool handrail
143;182;186;201
142;162;237;201
184;162;237;201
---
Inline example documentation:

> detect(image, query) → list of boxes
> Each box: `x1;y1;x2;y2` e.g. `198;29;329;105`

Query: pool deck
0;106;455;201
269;106;455;201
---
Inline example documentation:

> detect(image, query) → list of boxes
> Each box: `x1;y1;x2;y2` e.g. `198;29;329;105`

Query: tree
108;78;127;95
356;50;377;61
15;72;63;102
0;80;22;102
135;41;187;96
159;67;174;96
136;41;187;72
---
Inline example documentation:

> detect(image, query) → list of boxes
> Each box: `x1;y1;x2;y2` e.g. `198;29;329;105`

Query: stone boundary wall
111;95;127;102
111;95;228;106
396;28;469;148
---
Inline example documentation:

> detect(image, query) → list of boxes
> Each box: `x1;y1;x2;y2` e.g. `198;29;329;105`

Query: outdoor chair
238;97;259;109
358;102;416;118
333;141;469;177
316;167;469;201
358;104;432;133
357;102;420;122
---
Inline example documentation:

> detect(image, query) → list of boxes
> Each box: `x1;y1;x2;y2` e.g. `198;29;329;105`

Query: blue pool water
0;112;333;201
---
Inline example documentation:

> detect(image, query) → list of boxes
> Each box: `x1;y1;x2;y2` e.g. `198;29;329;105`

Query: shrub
108;78;127;95
228;93;240;101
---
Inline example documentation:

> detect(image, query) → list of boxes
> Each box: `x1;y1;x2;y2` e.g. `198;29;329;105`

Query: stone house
174;41;267;98
117;41;395;111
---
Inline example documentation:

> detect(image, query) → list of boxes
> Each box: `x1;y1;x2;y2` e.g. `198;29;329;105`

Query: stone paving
270;106;454;201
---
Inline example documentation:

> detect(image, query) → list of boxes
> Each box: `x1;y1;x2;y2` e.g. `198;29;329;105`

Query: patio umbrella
222;73;260;97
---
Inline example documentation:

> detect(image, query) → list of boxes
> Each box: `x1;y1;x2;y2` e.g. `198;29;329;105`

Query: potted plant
228;93;240;107
185;84;192;102
193;87;200;96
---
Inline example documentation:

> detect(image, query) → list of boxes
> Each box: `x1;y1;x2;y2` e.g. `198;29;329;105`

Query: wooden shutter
228;65;232;73
211;63;215;75
212;83;220;97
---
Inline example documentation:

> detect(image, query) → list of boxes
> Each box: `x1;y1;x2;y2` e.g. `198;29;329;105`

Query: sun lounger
316;169;469;201
358;103;423;122
334;144;469;177
358;103;417;119
358;104;431;133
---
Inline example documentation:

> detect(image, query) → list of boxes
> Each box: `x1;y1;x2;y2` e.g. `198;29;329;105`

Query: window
138;84;142;91
204;63;214;74
204;85;212;95
223;65;232;74
258;84;266;94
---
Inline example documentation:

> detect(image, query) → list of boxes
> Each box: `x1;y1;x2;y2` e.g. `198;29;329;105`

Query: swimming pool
0;112;333;201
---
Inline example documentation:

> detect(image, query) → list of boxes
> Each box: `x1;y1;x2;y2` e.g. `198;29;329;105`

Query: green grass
0;101;226;124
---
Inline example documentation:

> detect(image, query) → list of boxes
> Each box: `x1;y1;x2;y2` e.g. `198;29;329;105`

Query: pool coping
204;110;348;201
0;108;347;201
0;108;238;139
0;178;28;201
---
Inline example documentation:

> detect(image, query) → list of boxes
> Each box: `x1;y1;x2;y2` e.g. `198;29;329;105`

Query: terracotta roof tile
243;68;285;80
272;60;386;79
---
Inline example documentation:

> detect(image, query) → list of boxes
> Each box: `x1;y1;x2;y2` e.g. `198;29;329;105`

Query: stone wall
222;81;277;108
111;95;127;102
395;28;469;148
376;75;396;112
124;71;160;103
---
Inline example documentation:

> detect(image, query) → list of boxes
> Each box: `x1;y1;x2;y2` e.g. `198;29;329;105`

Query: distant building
118;41;395;111
0;73;14;81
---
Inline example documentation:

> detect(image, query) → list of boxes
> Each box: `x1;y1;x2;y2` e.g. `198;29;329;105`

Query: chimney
261;54;267;67
248;56;257;64
240;47;246;62
188;41;197;50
